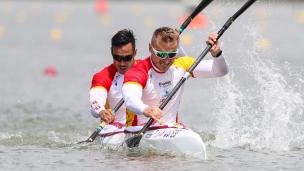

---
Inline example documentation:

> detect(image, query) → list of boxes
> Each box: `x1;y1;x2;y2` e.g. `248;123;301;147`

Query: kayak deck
97;127;206;159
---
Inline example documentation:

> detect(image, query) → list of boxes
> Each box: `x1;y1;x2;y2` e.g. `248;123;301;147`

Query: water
1;0;304;170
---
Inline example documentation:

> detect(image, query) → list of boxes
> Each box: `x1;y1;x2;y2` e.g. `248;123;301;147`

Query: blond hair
151;27;179;46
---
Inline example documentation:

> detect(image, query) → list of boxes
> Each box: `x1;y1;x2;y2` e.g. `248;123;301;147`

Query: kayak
124;125;206;159
97;125;206;159
95;123;125;150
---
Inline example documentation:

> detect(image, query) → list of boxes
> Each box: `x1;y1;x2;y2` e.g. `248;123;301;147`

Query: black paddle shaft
180;0;213;33
129;0;257;147
78;98;124;144
217;0;257;39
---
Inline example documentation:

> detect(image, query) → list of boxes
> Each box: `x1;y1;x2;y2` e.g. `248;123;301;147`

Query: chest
108;73;124;95
144;66;185;97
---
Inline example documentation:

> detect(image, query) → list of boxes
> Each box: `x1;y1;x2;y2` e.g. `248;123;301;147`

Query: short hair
111;29;136;51
151;27;179;46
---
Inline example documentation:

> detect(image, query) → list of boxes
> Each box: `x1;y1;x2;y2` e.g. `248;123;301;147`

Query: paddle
125;0;257;148
77;99;124;144
77;0;213;145
178;0;214;34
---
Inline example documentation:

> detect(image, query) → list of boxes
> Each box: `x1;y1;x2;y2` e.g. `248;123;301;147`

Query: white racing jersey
122;54;229;126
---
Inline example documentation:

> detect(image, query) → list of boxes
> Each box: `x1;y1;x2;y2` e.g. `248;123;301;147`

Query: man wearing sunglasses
122;27;229;128
89;29;187;135
89;29;138;135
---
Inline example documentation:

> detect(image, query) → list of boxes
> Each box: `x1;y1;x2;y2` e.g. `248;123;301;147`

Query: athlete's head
111;29;137;74
149;27;179;72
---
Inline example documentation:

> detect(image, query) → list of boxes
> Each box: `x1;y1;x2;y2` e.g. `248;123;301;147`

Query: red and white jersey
89;60;141;124
122;54;229;126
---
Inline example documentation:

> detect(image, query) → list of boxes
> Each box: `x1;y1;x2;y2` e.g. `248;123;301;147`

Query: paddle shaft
78;98;124;143
179;0;213;33
139;0;257;138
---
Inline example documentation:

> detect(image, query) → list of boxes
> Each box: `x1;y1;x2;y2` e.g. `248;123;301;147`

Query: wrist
99;110;105;118
213;50;222;58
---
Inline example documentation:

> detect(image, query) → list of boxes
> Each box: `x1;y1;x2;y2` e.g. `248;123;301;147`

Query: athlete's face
149;38;178;72
112;43;136;74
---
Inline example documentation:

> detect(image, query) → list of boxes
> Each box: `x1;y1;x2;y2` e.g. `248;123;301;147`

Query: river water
1;0;304;170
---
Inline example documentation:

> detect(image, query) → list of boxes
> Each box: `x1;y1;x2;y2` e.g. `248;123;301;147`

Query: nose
163;57;171;64
118;60;127;64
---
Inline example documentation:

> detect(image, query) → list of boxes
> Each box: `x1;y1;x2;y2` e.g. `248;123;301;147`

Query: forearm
89;88;107;118
122;84;148;115
211;53;229;76
193;52;229;78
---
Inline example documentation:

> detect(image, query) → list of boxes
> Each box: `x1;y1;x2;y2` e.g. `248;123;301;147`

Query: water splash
211;23;304;151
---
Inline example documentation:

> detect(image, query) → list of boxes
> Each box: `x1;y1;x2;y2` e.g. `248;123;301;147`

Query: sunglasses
151;46;178;59
112;54;133;62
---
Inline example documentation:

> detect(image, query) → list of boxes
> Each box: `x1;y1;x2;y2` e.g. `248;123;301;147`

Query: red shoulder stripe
124;57;151;88
91;64;117;91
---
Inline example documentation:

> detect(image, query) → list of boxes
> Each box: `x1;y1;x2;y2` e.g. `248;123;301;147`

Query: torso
124;56;195;125
91;60;141;123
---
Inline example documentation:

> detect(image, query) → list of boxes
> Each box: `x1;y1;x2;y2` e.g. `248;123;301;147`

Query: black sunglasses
112;54;133;62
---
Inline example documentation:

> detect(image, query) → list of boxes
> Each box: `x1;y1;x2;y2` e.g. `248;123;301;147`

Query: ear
149;43;152;54
134;48;137;57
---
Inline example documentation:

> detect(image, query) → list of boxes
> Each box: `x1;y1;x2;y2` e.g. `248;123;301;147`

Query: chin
118;70;127;74
162;65;171;70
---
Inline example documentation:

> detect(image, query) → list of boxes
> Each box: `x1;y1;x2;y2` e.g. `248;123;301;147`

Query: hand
99;109;116;124
143;106;162;120
175;28;181;35
206;33;221;57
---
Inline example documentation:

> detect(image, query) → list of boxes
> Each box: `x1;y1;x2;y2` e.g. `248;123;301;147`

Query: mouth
118;66;127;71
160;61;169;67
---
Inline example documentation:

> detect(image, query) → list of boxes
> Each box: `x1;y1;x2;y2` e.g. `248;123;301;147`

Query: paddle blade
125;134;143;148
77;139;91;144
77;126;103;144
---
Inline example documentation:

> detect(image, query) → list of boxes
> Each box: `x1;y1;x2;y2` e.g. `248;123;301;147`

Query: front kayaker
122;26;229;127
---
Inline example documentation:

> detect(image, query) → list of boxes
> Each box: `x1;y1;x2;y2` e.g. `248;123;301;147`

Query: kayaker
89;29;138;134
122;26;229;127
89;28;187;134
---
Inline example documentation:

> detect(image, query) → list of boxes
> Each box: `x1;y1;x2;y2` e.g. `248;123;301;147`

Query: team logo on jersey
91;101;101;111
149;74;153;83
113;74;120;86
113;80;117;86
159;98;165;104
159;96;170;103
158;81;171;88
163;88;169;96
160;88;172;103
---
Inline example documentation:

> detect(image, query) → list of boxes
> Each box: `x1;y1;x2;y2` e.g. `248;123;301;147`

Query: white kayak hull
125;128;206;159
98;127;206;159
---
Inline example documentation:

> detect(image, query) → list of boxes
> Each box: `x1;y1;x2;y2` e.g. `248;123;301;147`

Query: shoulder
91;64;117;90
124;57;151;87
93;64;117;79
126;57;151;76
172;56;195;71
134;59;143;64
